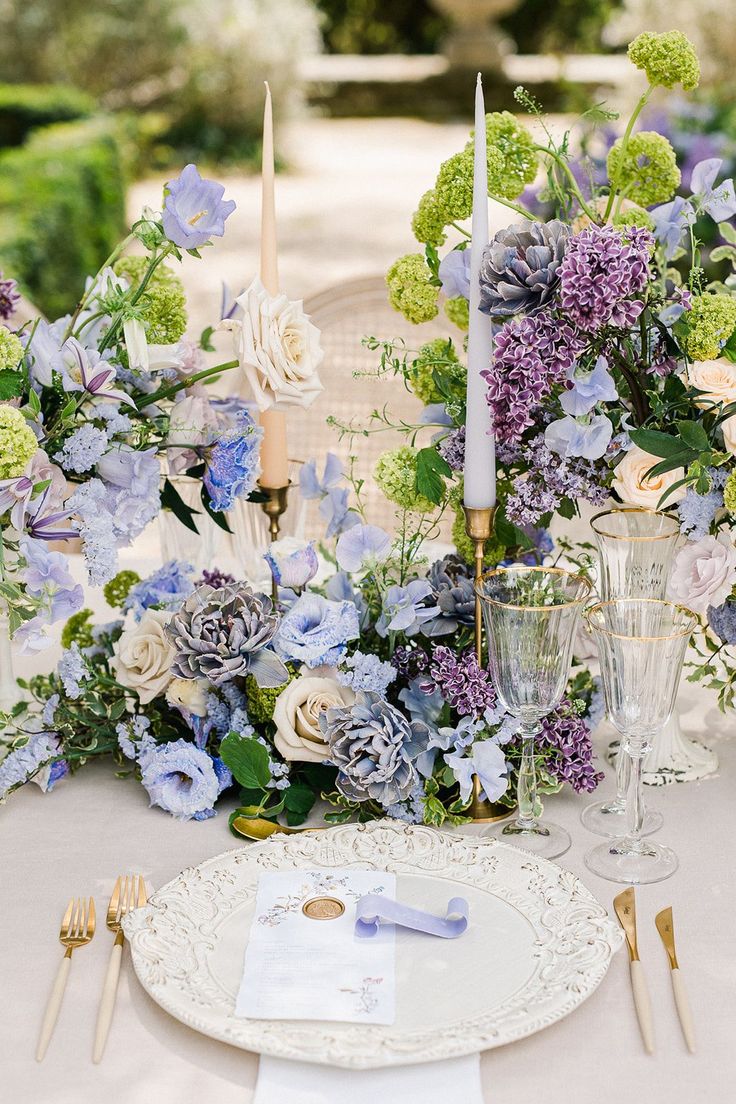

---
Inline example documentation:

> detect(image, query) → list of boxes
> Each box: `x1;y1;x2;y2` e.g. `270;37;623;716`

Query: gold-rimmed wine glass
477;565;592;859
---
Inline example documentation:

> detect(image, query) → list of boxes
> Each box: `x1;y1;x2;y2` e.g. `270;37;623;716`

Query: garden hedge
0;83;95;149
0;116;127;318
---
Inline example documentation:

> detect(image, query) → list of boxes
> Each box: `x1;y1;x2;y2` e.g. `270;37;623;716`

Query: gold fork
36;897;96;1061
93;874;147;1062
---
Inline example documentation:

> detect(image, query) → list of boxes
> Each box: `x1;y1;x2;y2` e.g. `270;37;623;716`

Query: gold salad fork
36;897;96;1061
93;874;147;1062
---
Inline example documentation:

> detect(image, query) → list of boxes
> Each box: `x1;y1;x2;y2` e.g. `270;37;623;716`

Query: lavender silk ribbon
355;895;469;939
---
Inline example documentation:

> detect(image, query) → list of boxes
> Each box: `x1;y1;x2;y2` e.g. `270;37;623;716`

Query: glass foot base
495;820;571;859
584;837;678;884
581;800;663;838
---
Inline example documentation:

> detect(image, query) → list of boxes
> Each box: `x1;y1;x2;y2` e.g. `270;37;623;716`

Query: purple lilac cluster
438;426;465;471
425;646;497;718
558;224;652;332
483;311;583;444
0;271;19;320
538;700;604;793
391;644;429;679
505;435;609;526
197;567;235;589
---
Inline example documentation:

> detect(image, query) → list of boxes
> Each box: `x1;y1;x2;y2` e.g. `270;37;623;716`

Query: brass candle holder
463;504;513;824
259;481;291;605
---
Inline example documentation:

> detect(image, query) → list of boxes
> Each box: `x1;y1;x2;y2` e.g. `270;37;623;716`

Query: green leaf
645;456;693;478
28;387;41;415
415;446;451;505
676;420;710;452
556;497;577;520
494;507;534;551
199;487;233;533
709;244;736;263
199;325;216;352
283;782;316;827
718;221;736;245
0;369;24;400
160;478;201;534
219;732;272;790
629;428;693;459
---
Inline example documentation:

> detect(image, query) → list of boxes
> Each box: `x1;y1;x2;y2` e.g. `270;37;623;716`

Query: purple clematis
163;164;236;250
56;338;134;406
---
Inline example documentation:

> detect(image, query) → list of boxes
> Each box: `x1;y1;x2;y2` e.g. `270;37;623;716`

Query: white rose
111;609;177;704
612;445;686;509
166;677;209;717
686;358;736;409
273;675;354;762
221;276;324;411
669;533;736;615
722;416;736;456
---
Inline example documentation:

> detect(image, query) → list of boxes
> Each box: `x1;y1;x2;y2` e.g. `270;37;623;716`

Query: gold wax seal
302;896;345;920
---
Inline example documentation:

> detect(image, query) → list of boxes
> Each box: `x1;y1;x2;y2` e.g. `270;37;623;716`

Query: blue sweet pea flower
690;158;736;223
376;580;440;637
336;523;392;573
438;248;471;300
561;356;618;416
545;414;613;461
319;486;359;539
299;452;344;499
650;196;696;261
163;164;236;250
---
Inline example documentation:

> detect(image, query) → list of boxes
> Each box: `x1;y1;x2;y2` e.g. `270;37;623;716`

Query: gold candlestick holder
259;481;291;605
463;504;513;824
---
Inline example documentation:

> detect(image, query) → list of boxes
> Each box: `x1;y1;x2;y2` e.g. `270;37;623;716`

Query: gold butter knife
614;888;655;1054
655;907;695;1053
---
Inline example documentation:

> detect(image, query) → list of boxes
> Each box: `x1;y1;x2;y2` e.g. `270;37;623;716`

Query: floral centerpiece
374;29;736;709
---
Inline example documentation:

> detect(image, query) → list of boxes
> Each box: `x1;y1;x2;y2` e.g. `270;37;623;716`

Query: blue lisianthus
124;560;196;619
204;410;263;512
276;593;360;668
162;164;236;250
138;738;229;820
264;539;319;590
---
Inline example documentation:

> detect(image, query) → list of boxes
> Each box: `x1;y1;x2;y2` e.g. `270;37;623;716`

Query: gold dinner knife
655;907;695;1053
614;888;654;1054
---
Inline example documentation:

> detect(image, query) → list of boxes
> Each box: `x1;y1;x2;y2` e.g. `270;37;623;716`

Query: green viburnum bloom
103;569;141;609
411;188;447;247
682;294;736;362
723;472;736;514
445;295;469;330
245;668;296;724
386;253;439;324
374;445;435;513
61;609;95;650
114;256;187;344
612;207;655;232
435;150;475;222
628;31;700;91
408;338;465;406
0;325;23;371
607;132;680;207
0;405;37;478
475;111;538;201
451;502;504;567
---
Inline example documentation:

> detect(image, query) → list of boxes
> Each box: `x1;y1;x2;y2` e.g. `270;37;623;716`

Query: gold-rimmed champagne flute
477;565;592;859
584;598;696;884
581;508;681;838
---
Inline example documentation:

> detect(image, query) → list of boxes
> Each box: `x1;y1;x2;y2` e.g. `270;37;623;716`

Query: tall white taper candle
462;73;496;510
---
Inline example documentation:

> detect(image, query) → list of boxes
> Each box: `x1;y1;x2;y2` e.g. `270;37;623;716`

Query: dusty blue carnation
707;600;736;645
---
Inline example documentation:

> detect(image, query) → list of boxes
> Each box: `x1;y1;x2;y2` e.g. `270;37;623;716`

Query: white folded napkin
253;1054;485;1104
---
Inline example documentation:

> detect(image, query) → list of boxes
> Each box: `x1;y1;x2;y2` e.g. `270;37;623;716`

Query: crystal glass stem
613;744;630;813
516;721;541;832
623;740;646;852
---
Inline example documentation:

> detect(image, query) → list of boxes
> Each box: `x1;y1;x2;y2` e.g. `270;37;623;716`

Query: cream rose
612;445;686;509
111;609;177;704
222;276;324;411
686;358;736;409
166;676;209;717
273;675;354;763
721;415;736;456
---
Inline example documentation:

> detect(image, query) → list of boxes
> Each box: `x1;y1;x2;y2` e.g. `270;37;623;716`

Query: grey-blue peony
320;691;429;805
479;219;570;318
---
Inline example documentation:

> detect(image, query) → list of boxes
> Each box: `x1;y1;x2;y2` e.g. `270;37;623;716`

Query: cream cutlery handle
36;953;72;1061
630;959;655;1054
671;968;695;1053
93;938;123;1063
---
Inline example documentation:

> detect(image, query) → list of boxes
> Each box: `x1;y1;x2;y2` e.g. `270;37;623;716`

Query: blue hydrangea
54;424;109;474
708;600;736;645
57;643;89;699
42;694;60;726
97;404;132;435
204;410;263;512
116;715;151;759
677;485;723;540
0;732;59;800
338;651;396;695
124;560;195;619
384;779;426;824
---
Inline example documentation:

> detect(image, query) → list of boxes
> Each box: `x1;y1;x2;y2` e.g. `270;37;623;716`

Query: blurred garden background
0;0;733;330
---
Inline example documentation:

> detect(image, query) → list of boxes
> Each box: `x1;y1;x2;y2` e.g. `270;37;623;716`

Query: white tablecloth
2;683;734;1103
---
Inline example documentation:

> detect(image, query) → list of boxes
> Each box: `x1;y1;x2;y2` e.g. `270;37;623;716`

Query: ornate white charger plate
123;820;622;1068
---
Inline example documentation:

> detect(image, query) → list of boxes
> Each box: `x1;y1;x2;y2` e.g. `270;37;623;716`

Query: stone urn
429;0;522;69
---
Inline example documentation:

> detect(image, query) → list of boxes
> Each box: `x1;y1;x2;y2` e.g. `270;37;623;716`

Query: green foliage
0;117;127;317
61;609;95;650
220;732;273;790
0;83;94;149
103;570;141;609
